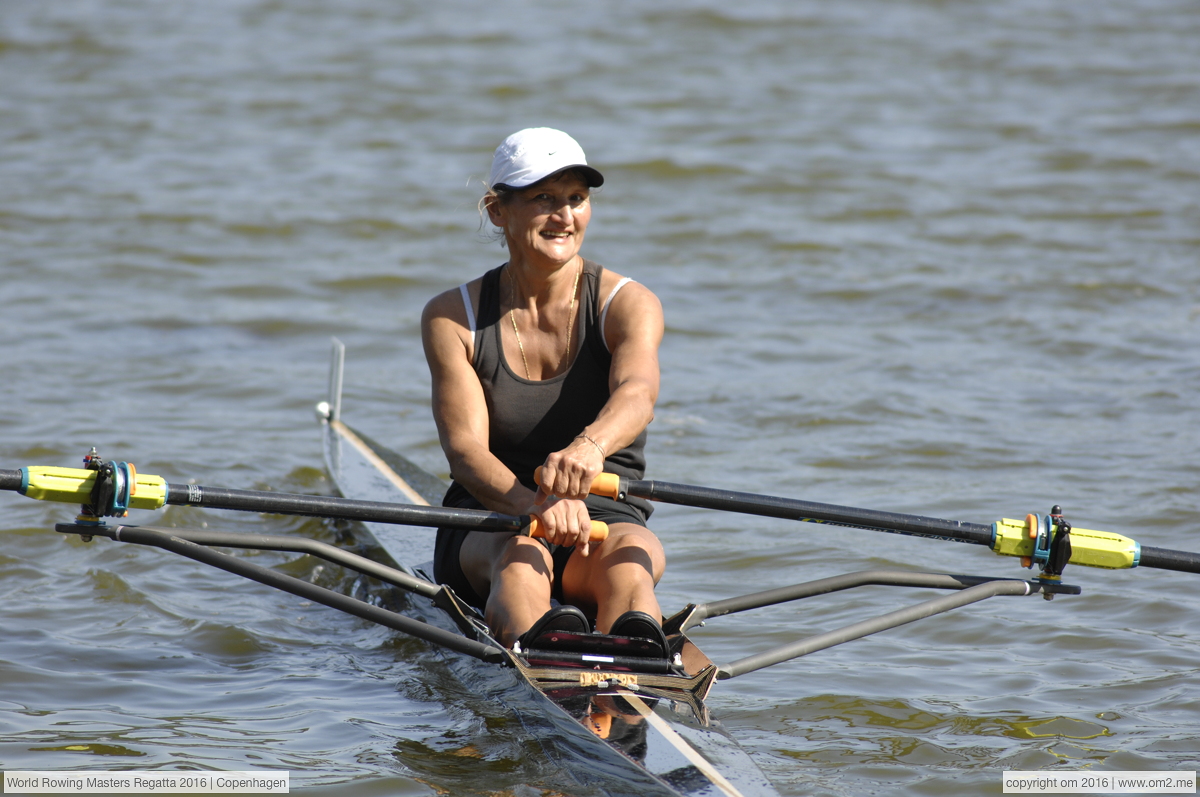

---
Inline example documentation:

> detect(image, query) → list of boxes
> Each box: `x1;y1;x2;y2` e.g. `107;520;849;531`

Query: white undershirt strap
459;283;476;333
600;277;634;352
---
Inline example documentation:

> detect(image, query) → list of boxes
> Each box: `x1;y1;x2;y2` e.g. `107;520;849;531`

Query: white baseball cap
488;128;604;190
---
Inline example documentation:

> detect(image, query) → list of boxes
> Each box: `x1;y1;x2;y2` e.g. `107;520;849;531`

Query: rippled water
2;1;1199;795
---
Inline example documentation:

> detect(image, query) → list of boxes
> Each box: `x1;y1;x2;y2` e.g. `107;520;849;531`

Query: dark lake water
2;1;1199;795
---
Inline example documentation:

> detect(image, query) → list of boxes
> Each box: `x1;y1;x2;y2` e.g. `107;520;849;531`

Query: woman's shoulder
587;262;653;300
422;278;481;338
591;265;659;311
423;265;504;325
423;283;471;321
589;265;662;354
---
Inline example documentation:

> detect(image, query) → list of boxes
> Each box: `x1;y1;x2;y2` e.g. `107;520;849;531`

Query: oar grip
532;467;622;499
588;473;622;499
527;517;609;543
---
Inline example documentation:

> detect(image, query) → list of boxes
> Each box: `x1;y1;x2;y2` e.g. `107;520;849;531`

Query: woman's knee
581;524;666;582
460;532;553;599
492;535;555;581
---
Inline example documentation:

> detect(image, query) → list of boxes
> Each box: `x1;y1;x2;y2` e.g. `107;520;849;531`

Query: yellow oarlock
992;516;1140;571
20;465;167;511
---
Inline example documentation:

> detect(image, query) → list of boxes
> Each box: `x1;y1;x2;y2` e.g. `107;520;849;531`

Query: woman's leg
559;523;666;633
459;531;556;647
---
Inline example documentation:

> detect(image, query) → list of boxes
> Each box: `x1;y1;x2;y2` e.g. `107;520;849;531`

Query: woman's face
489;172;592;269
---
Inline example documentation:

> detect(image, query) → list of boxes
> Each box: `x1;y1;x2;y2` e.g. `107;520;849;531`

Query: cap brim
497;164;604;190
576;165;604;188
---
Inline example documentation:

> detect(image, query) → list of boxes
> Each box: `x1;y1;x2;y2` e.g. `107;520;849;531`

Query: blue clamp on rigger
108;461;134;516
1029;513;1052;569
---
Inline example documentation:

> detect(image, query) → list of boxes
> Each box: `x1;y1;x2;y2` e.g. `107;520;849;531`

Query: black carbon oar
545;470;1200;576
619;477;995;545
1;464;607;542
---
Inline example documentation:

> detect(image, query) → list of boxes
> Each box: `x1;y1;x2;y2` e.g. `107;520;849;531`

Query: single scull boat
316;340;777;797
5;340;1199;794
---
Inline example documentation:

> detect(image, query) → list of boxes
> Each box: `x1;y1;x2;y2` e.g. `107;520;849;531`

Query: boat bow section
320;413;444;573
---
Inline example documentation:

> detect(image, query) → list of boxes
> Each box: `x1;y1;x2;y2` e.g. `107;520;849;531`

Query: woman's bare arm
536;277;663;502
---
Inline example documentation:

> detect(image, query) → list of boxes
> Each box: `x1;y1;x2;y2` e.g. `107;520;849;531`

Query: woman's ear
484;195;505;228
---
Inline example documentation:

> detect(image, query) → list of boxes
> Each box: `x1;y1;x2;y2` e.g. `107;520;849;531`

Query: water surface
2;1;1198;795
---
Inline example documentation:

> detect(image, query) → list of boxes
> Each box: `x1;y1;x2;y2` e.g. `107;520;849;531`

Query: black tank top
443;259;651;518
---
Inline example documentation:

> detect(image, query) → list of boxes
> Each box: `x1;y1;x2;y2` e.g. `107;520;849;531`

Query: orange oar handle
528;517;609;543
533;467;623;499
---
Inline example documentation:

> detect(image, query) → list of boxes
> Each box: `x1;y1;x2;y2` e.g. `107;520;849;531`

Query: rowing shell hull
321;415;778;797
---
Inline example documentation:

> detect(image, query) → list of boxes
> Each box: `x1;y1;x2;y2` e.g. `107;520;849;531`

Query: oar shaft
171;484;607;540
625;479;996;546
6;464;606;541
586;473;1200;576
1137;546;1200;575
163;482;523;532
0;469;22;492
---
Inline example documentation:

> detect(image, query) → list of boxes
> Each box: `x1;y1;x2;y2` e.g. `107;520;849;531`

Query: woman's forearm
580;375;657;458
443;439;538;516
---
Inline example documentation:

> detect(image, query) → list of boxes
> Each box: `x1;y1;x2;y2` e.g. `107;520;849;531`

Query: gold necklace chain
507;262;581;380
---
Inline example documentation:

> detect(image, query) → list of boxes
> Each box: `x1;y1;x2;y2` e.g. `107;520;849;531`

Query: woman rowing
421;128;668;654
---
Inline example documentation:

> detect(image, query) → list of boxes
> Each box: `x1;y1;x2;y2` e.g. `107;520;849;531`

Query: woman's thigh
459;531;555;601
559;523;665;610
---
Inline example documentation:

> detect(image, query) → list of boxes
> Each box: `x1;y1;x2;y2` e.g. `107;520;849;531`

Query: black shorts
433;491;649;610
